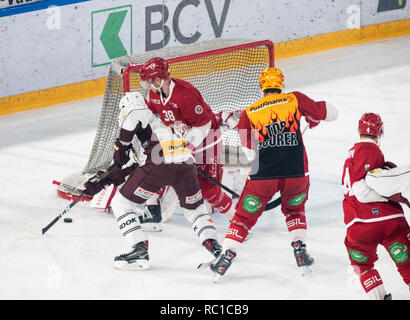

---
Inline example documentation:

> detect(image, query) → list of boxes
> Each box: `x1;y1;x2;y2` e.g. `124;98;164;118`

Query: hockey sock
285;213;307;233
360;269;386;300
182;204;218;243
222;238;241;254
289;228;307;243
226;220;249;244
111;192;147;247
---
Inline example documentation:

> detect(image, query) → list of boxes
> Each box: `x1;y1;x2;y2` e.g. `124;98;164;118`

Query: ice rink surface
0;35;409;300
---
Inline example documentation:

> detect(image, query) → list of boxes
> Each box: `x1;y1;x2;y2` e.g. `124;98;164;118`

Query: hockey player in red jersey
139;57;235;220
341;113;410;299
209;67;338;280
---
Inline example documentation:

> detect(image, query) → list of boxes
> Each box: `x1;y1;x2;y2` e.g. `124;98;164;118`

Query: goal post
57;39;274;198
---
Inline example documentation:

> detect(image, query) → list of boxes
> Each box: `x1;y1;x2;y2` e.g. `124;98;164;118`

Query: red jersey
146;78;221;154
342;139;403;228
238;91;327;179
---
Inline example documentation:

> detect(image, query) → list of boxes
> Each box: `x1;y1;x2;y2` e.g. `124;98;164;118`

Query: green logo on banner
100;10;128;59
388;242;408;264
349;250;369;263
91;5;133;67
243;195;262;214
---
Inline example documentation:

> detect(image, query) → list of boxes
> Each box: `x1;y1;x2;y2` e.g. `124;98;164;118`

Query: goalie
83;91;222;270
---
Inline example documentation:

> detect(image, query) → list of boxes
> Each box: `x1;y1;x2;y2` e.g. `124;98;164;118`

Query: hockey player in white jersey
366;164;410;208
84;91;222;270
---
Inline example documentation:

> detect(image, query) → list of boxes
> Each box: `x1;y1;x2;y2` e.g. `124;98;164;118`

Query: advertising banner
0;0;409;98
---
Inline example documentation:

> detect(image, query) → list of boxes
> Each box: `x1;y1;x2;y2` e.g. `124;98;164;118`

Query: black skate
210;249;237;282
140;204;162;232
384;293;392;300
291;240;314;276
114;240;149;270
202;238;222;258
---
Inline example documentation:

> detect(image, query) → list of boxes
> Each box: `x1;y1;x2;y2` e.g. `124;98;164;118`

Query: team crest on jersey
195;105;203;115
372;208;379;216
186;190;203;204
134;187;155;199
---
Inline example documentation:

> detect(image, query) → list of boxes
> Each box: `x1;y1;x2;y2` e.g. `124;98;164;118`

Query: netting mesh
79;39;273;180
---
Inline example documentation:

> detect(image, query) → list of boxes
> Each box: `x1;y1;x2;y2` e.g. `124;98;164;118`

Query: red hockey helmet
140;57;170;81
358;113;384;138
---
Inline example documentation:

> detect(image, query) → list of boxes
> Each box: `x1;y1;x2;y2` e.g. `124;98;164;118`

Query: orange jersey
238;91;327;179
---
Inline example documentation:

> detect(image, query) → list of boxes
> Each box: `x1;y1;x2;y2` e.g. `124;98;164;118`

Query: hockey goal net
57;38;274;199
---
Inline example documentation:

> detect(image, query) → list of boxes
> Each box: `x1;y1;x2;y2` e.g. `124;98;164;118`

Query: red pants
195;138;232;214
226;176;310;243
345;217;410;286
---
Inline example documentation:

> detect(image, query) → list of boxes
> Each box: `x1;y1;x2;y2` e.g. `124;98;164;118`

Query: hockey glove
382;161;397;170
84;171;112;196
113;138;131;167
305;116;321;129
216;110;242;130
84;165;134;196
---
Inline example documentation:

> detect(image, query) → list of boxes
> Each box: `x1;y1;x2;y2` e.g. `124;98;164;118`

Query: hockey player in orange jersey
209;67;338;281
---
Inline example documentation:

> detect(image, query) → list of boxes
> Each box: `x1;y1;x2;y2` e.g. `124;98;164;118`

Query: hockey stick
197;168;281;211
197;168;240;199
41;190;87;235
42;164;115;235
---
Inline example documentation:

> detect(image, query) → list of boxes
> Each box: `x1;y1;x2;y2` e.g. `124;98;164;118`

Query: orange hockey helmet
259;67;285;92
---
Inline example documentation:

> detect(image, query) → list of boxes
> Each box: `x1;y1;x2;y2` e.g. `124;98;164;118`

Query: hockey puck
63;218;73;223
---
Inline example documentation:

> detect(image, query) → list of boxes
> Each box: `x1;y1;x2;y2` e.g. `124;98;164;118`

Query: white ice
0;35;409;300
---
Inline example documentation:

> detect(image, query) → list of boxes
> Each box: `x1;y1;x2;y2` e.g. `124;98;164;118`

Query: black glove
83;171;112;196
113;138;131;167
383;161;397;170
83;165;132;196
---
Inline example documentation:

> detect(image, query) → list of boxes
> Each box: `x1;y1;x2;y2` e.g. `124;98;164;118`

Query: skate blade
299;266;312;277
114;259;150;270
213;273;223;283
197;257;217;270
141;223;163;232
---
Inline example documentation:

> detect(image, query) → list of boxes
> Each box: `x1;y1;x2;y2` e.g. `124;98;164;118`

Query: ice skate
384;293;392;300
140;204;162;232
114;241;150;270
210;249;237;282
197;239;222;270
291;240;314;276
202;238;222;258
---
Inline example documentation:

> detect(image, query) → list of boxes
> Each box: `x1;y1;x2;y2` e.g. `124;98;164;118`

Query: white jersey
118;92;194;164
366;165;410;207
